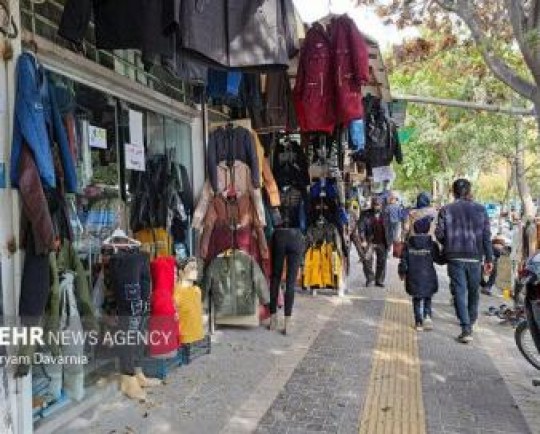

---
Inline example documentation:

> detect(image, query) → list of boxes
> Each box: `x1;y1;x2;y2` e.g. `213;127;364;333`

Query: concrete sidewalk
54;255;540;434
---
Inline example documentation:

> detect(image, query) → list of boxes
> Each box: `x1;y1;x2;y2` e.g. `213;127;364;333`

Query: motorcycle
514;252;540;371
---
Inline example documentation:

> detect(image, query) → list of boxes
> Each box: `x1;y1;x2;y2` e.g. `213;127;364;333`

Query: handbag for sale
392;241;405;259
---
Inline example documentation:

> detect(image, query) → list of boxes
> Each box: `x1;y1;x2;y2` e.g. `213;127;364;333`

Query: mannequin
174;259;204;344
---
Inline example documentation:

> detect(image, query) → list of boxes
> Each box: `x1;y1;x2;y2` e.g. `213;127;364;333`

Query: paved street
51;254;540;434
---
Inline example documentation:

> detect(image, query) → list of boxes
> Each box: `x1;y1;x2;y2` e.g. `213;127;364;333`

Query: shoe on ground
423;316;433;331
282;316;293;335
267;314;278;331
366;280;374;287
456;331;473;344
120;375;147;401
481;287;493;296
415;323;423;332
375;282;385;288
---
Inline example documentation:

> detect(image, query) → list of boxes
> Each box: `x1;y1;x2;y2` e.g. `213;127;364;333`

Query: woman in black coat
398;216;442;331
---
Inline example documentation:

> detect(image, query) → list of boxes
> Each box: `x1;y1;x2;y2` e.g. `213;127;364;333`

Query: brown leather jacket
19;143;55;255
200;194;268;260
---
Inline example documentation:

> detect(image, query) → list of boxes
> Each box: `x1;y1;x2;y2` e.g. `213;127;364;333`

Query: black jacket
363;97;403;170
273;141;310;189
398;235;441;298
59;0;173;62
435;199;493;262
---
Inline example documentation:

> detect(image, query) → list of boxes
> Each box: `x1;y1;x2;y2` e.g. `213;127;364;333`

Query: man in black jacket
358;197;392;287
436;179;493;344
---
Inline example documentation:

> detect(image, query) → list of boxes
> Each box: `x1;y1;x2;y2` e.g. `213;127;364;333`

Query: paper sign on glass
88;125;107;149
125;143;145;172
372;166;395;183
129;110;144;146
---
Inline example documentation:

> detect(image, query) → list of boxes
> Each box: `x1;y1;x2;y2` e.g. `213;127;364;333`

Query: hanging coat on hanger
179;0;298;70
329;15;370;126
58;0;173;64
293;23;335;133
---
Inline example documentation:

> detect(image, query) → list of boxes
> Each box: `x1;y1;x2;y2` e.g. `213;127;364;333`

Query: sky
292;0;419;50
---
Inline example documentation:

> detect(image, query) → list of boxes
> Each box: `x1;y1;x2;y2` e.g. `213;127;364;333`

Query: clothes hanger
102;228;141;252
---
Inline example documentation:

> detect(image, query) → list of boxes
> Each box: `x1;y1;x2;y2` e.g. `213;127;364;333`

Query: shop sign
125;143;145;171
88;125;107;149
372;165;395;183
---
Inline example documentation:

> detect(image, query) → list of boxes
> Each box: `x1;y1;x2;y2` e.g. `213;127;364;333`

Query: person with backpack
398;216;442;331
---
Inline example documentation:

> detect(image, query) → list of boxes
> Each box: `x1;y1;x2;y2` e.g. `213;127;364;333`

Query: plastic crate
181;335;211;365
140;350;184;380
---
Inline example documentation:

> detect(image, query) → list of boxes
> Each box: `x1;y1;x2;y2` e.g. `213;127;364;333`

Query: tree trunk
515;118;536;218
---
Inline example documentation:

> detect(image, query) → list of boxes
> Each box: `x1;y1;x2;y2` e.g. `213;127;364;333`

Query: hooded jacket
398;235;440;298
294;23;335;133
329;15;370;126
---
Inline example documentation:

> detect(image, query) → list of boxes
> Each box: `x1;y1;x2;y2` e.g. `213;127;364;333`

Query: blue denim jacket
10;52;77;192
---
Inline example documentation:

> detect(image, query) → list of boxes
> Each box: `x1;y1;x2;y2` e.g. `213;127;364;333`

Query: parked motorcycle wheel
515;320;540;370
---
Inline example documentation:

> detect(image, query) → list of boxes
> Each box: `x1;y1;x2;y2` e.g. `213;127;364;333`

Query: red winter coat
148;256;180;358
294;16;370;133
293;23;335;134
329;15;370;125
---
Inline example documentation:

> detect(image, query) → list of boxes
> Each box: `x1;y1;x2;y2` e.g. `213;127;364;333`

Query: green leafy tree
359;0;540;216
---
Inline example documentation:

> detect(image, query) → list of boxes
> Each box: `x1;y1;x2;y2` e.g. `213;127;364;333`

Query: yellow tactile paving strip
358;296;426;434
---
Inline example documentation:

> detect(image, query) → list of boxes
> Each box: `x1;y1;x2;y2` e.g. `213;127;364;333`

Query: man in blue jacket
436;179;493;343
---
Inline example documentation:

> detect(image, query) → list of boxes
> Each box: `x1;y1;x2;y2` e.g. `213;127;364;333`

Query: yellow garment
303;247;323;287
173;283;205;345
332;249;343;288
321;243;333;287
134;228;172;258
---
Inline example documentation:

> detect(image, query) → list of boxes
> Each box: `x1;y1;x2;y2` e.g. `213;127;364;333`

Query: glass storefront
32;71;193;426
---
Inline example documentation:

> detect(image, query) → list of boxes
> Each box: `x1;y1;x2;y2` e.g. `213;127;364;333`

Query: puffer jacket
398;235;440;298
294;23;335;133
203;250;269;317
329;15;370;125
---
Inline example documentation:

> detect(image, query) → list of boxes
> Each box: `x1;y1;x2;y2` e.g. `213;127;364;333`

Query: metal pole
394;94;533;117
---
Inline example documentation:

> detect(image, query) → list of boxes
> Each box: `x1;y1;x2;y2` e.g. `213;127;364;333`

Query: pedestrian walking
358;197;392;287
386;192;402;243
435;179;493;344
398;216;442;331
403;192;437;240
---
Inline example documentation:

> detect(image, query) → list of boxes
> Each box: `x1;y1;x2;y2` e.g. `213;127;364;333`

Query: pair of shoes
423;316;433;331
415;322;423;331
375;282;385;288
456;331;473;344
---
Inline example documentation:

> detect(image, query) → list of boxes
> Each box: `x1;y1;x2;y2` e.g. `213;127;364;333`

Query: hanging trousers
270;228;305;317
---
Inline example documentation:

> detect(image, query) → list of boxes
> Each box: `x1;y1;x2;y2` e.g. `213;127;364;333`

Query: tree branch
528;0;540;33
437;0;539;101
505;0;540;84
